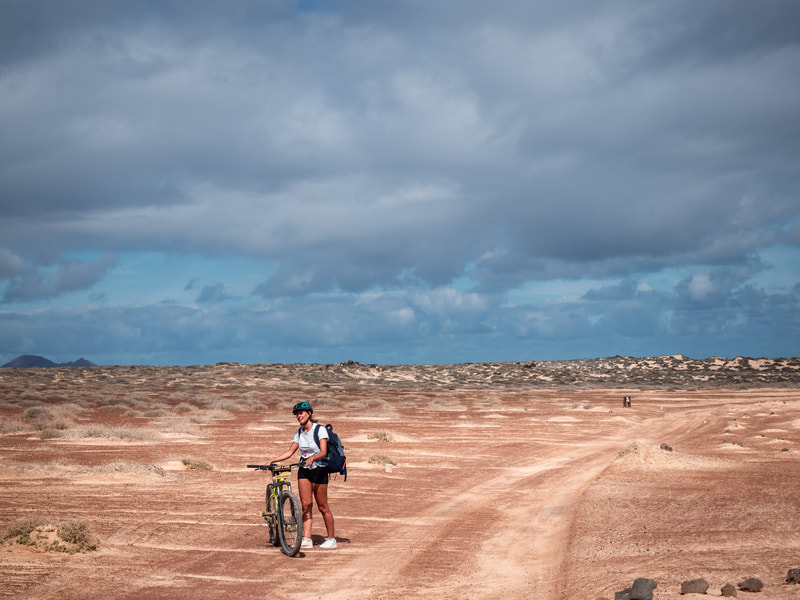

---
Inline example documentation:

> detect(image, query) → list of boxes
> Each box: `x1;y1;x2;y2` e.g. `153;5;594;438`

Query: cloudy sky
1;0;799;366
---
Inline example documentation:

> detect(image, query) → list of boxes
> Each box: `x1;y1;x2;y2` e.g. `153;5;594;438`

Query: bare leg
298;477;314;538
312;482;335;538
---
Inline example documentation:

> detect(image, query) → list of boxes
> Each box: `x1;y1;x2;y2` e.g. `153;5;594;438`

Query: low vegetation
2;519;97;553
182;458;213;470
369;454;396;466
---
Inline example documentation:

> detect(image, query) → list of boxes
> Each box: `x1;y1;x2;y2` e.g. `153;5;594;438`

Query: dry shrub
97;461;166;477
368;454;396;466
206;398;234;411
39;428;63;439
205;409;231;420
156;418;201;436
0;417;26;434
23;406;51;419
367;431;392;442
24;406;74;431
65;425;160;441
182;458;213;470
143;409;168;418
103;397;135;408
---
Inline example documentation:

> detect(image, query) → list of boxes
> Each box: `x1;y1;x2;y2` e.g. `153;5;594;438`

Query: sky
1;0;799;366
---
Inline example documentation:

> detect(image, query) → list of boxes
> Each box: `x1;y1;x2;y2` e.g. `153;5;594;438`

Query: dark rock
660;442;673;452
787;569;800;584
721;583;737;597
630;578;658;600
615;590;631;600
738;578;763;592
681;578;709;594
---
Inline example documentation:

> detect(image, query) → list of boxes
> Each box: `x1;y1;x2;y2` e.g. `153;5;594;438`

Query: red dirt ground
1;368;798;599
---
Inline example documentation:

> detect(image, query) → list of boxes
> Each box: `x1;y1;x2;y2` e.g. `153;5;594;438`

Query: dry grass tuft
62;425;161;441
98;461;167;477
368;454;396;465
367;431;392;442
182;458;213;470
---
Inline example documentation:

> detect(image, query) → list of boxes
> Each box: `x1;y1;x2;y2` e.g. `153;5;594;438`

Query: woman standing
268;401;336;549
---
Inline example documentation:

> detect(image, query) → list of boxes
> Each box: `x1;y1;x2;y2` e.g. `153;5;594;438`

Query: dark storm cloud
0;0;798;363
2;0;798;286
2;253;118;303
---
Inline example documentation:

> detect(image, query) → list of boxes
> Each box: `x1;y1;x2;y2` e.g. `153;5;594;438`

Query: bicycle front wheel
277;490;302;557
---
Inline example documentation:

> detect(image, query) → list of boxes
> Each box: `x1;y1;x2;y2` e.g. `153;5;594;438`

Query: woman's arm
268;441;299;464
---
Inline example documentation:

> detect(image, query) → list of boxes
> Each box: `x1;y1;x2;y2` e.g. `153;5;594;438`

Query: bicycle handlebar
247;462;302;471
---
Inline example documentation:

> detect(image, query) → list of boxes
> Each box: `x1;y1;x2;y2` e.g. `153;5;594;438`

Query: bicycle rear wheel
277;490;302;556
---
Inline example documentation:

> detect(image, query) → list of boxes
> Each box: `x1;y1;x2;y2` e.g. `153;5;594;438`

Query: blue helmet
292;401;313;414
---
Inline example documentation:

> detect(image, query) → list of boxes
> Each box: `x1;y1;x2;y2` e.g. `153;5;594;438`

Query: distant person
267;401;336;549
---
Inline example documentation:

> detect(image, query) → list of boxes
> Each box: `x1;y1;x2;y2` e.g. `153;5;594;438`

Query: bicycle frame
265;465;293;529
248;463;303;556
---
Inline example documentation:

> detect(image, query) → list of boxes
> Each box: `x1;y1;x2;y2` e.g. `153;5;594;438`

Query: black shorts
298;466;329;485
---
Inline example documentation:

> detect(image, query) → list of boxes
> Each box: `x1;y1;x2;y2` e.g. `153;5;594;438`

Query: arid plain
1;357;799;600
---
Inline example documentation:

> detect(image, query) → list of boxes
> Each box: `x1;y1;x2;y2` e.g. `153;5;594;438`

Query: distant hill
1;355;97;368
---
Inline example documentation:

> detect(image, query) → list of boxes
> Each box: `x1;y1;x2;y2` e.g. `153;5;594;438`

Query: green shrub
3;519;45;546
3;519;97;553
57;521;97;552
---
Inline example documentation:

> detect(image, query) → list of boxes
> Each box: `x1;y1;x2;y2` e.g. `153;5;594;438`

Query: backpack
309;423;347;481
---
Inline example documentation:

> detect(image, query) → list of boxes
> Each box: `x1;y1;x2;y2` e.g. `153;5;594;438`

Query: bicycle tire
265;484;279;547
277;490;303;556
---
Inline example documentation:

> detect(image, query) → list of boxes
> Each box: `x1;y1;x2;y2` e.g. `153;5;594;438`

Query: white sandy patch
50;438;156;445
161;460;189;470
766;438;792;446
245;424;284;432
72;473;149;484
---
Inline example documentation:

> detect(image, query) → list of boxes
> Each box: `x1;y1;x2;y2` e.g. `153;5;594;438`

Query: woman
268;401;336;549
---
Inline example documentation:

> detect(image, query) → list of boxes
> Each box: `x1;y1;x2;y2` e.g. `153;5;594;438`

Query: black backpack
309;423;347;481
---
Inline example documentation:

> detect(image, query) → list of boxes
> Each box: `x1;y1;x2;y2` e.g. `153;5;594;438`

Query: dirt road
1;377;798;599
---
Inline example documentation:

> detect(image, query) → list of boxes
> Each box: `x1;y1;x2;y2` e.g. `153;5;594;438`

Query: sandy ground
0;367;799;599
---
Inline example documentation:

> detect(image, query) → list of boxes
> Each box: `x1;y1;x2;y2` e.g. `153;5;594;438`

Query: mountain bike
247;463;303;556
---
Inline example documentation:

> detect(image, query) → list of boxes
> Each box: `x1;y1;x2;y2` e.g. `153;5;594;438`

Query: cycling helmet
292;401;313;415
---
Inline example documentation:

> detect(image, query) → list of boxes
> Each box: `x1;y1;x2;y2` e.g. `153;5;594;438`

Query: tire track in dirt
319;414;705;600
318;450;617;599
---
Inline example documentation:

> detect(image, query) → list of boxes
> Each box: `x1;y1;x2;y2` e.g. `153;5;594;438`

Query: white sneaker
320;537;337;549
301;537;313;549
